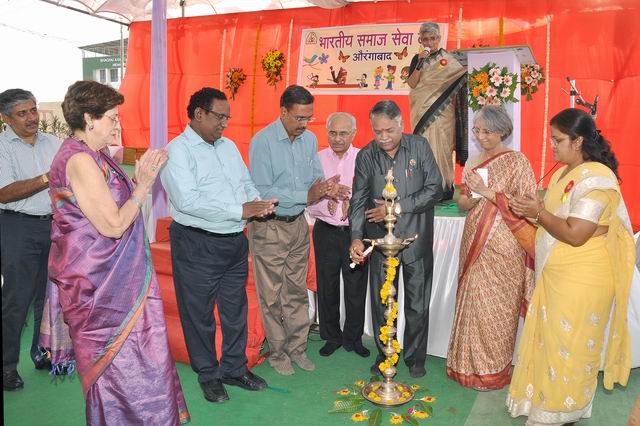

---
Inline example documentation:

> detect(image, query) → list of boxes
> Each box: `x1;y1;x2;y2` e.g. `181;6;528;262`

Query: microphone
416;48;430;70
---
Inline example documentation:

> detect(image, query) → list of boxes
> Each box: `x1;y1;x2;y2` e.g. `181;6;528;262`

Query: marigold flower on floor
410;384;420;391
337;388;351;396
390;414;404;424
413;410;429;419
420;395;436;403
351;412;368;422
355;379;365;386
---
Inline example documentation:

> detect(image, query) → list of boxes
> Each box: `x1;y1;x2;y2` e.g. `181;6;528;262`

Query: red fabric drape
119;0;640;230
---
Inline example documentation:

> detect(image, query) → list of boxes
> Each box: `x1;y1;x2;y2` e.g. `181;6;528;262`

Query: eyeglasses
291;115;315;123
202;108;231;122
471;127;496;136
419;35;440;43
104;114;120;126
328;130;353;139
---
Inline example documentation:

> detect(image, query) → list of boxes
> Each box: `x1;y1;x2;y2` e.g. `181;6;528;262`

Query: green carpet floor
3;320;639;426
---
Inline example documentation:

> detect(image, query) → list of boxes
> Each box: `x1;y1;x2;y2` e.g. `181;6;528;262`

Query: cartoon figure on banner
400;66;410;86
307;73;320;88
385;65;397;90
330;66;348;85
357;73;369;88
373;66;384;90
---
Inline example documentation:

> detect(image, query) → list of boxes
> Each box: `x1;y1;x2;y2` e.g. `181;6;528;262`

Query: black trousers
1;213;51;371
313;220;368;346
369;249;434;369
169;222;249;383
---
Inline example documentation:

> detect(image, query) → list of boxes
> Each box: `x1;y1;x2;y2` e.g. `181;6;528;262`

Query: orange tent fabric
119;0;640;230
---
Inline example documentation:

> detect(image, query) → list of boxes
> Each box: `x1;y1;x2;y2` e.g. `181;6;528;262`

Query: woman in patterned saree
447;105;536;390
508;108;635;425
46;81;190;425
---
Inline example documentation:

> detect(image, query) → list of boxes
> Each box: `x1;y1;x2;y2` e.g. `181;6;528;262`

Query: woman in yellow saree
508;108;635;425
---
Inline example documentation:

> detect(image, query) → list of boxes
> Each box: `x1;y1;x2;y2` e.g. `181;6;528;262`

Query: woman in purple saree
43;81;189;425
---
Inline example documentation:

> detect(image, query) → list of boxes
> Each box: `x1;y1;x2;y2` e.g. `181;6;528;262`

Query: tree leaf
337;393;366;401
368;408;382;426
328;399;364;414
412;388;429;398
404;415;419;426
425;404;434;416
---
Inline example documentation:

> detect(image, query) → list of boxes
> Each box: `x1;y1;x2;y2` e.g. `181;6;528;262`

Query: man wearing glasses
249;85;348;375
0;89;61;391
161;87;277;403
306;112;369;359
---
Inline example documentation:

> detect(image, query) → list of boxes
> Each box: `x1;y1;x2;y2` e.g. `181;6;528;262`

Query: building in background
80;39;128;89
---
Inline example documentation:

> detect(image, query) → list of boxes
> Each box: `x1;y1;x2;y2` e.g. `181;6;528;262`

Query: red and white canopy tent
42;0;640;230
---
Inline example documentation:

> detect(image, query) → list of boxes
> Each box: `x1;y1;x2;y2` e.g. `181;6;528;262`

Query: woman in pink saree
447;106;537;390
44;81;189;425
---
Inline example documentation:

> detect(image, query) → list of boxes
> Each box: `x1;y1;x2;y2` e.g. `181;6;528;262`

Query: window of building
99;69;106;83
110;68;119;82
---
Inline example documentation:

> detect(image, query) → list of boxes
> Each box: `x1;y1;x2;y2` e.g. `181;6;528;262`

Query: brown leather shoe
291;352;315;371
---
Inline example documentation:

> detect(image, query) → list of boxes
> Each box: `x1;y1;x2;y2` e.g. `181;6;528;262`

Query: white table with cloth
306;208;640;368
126;155;640;369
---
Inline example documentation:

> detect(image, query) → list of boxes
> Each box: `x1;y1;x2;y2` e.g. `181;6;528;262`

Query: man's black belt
182;224;242;238
273;212;304;223
0;209;52;220
316;219;350;231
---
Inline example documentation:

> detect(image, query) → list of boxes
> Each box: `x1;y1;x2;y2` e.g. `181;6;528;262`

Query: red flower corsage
439;58;448;66
561;180;574;203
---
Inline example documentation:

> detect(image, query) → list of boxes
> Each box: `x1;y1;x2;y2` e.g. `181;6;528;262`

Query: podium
452;45;536;160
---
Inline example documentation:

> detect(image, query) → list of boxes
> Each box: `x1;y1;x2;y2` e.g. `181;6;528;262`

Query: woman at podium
407;22;466;200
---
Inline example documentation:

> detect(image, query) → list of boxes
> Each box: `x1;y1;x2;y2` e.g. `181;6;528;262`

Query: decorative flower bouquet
468;63;519;111
261;49;286;88
225;67;247;100
328;379;436;424
520;63;544;101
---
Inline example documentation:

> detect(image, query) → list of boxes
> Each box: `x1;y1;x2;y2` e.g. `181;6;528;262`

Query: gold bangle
41;173;49;185
130;195;143;209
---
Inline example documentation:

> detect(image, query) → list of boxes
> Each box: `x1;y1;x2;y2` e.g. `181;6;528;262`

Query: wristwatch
41;173;49;185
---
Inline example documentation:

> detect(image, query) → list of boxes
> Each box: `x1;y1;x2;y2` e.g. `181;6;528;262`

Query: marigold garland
261;49;286;88
520;63;545;101
379;255;400;373
468;62;519;111
225;67;247;100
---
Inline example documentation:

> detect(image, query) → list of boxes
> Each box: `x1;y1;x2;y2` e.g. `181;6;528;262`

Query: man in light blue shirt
161;87;276;404
248;85;349;376
0;89;61;391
